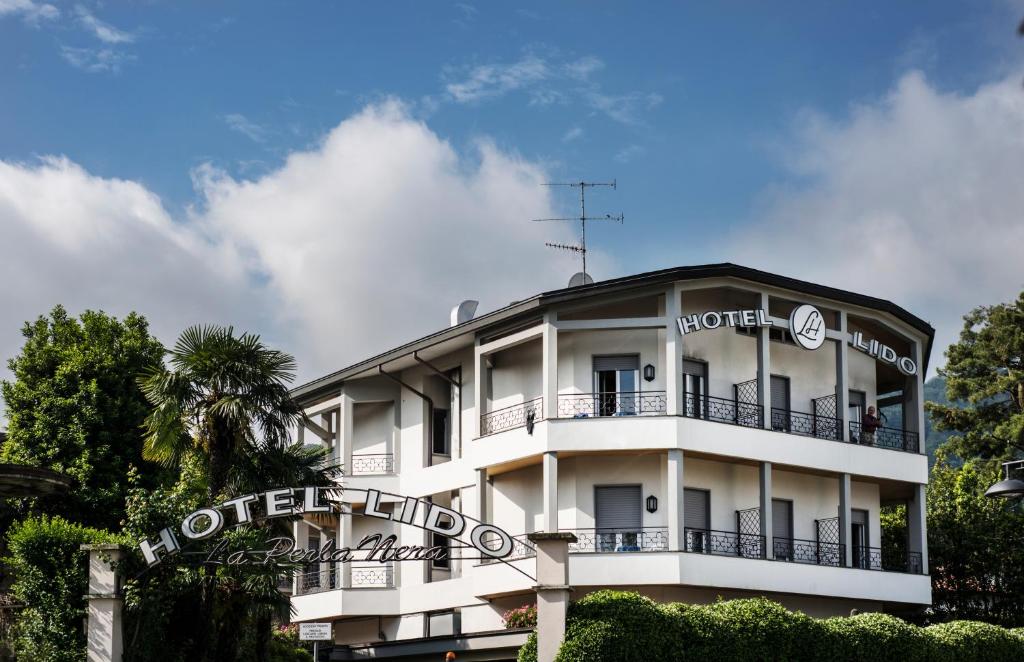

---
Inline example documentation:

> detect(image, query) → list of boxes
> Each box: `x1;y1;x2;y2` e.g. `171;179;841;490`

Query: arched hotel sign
139;486;518;569
675;304;918;376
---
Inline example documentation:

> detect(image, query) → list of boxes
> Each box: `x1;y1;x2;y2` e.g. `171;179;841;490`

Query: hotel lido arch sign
138;486;519;570
675;303;918;376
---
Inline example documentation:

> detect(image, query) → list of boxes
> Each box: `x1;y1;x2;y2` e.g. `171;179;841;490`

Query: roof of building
292;262;935;402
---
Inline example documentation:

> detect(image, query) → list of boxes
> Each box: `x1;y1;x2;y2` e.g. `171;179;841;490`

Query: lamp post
985;460;1024;499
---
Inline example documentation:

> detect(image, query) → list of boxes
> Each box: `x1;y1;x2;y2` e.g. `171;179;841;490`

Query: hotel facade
288;263;933;660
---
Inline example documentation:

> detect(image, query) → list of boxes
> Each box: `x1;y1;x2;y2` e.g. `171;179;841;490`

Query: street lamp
985;460;1024;499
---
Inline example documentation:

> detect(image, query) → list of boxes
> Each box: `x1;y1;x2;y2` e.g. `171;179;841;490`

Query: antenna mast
532;180;623;279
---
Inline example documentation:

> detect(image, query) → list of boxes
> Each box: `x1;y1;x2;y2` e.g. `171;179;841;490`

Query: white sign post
300;622;332;660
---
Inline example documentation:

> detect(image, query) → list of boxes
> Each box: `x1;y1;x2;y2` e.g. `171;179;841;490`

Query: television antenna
532;180;623;280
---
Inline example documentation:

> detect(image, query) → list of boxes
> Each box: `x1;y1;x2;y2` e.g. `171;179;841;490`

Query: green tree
0;306;166;530
926;456;1024;626
926;293;1024;461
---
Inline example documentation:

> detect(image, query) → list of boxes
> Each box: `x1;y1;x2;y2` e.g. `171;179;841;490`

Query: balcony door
684;488;710;552
593;355;640;416
771;375;791;432
772;499;793;560
683;359;707;419
595;485;641;551
852;508;869;568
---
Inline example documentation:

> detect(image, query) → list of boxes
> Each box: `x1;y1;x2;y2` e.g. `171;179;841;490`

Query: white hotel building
289;263;933;661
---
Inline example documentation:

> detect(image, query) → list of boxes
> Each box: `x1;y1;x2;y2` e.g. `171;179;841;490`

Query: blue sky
2;1;1024;380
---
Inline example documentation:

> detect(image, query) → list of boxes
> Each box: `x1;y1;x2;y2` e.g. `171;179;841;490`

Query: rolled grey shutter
682;359;706;376
770;376;789;410
593;355;640;372
683;489;708;530
772;499;792;538
595;486;641;530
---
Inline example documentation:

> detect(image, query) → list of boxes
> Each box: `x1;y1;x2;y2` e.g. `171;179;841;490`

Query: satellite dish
568;272;594;288
450;300;479;327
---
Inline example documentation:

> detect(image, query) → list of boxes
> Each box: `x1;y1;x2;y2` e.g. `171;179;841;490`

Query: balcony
770;408;840;441
351;563;395;588
480;397;543;437
557;391;667;418
773;537;844;567
564;527;669;553
684;527;764;558
849;421;919;453
684;393;762;428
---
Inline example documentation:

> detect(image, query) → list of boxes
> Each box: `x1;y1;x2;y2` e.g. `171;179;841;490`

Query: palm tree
139;325;304;500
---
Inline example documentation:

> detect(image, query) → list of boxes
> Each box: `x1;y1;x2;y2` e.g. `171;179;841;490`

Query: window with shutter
595;485;642;552
683;488;710;552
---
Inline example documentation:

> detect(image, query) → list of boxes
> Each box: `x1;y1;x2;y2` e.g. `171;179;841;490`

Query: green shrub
5;515;120;662
820;612;928;662
556;590;677;662
926;620;1024;662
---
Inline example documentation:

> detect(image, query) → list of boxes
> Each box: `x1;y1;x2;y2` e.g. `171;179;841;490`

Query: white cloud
0;0;58;24
74;5;135;44
223;113;267;142
585;91;663;126
562;126;584;143
731;70;1024;368
445;55;550;103
564;55;604;81
60;45;134;73
0;102;592;386
614;144;645;163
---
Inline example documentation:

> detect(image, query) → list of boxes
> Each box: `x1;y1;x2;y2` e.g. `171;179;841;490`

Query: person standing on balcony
862;406;881;445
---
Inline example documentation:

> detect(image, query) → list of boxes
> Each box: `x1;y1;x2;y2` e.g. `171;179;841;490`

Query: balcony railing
564;527;669;553
773;537;845;567
351;563;394;588
684;393;763;428
684;528;764;558
351;453;394;475
480;397;543;436
771;408;841;441
479;533;537;564
849;421;919;453
294;568;336;596
556;391;667;418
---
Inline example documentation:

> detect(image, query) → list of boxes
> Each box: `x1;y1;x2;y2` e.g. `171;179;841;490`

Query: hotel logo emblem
789;304;826;350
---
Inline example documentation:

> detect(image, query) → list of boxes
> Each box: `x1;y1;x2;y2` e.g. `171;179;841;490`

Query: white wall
353;402;393;455
557;328;663;395
490;340;542;410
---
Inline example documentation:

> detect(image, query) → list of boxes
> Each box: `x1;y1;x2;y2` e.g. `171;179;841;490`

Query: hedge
517;591;1024;662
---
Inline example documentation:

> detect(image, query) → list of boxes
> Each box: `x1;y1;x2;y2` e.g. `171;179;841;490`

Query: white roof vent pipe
450;300;479;327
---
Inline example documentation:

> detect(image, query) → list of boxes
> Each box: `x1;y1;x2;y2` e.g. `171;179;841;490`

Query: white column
757;292;772;430
543;451;558;532
836;311;850;442
759;462;773;559
83;544;125;662
666;449;685;551
664;286;683;416
542;313;558;420
528;532;576;662
473;338;485;438
338;508;352;588
908;483;928;573
839;473;852;567
339;393;354;475
475;468;488;523
912;340;927;454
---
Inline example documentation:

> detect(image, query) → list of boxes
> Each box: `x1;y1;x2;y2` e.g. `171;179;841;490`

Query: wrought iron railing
556;391;667;418
351;453;394;474
773;537;844;567
478;533;537;564
564;528;669;553
771;408;841;441
684;393;763;428
684;528;764;558
849;421;919;453
294;568;336;595
351;563;394;588
480;397;543;436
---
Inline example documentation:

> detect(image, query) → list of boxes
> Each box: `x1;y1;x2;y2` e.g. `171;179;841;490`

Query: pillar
756;292;772;430
543;313;558;420
839;473;852;567
338;506;353;588
475;468;488;523
909;340;926;454
82;544;125;662
836;311;850;442
473;338;485;438
664;286;683;416
339;392;354;475
666;449;685;551
759;462;773;559
528;532;576;662
908;483;928;573
543;452;558;532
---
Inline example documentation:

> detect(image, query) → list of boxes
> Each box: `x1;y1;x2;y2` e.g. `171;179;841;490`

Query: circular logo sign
789;304;826;350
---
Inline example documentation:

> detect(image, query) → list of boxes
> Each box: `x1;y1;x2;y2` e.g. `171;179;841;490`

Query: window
682;359;707;419
432;408;450;455
770;375;791;432
432;530;450;569
595;485;641;551
772;499;793;561
736;325;797;346
593;355;640;416
427;610;456;638
852;509;870;569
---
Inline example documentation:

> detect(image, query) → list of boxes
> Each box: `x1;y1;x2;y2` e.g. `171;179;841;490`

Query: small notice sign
299;622;332;641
